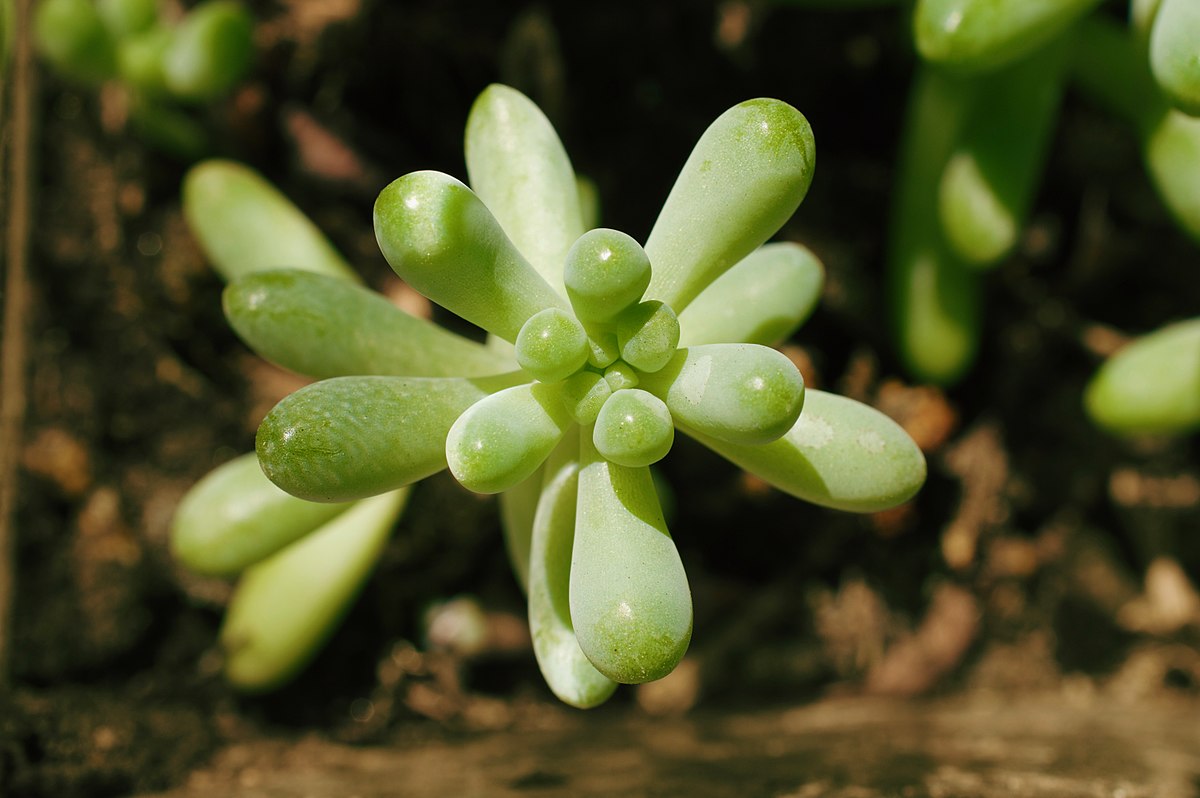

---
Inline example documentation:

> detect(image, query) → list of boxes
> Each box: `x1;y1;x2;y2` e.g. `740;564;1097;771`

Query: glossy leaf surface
257;374;520;502
162;0;253;101
684;389;927;513
645;99;816;311
570;433;692;684
1150;0;1200;116
639;344;804;445
592;388;675;468
374;171;568;341
465;84;584;295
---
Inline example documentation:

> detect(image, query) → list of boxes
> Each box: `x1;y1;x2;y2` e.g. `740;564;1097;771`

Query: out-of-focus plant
876;1;1200;409
193;84;926;707
34;0;253;158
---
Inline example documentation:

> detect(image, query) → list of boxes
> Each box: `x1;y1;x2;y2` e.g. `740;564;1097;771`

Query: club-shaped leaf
515;308;590;383
1150;0;1200;117
570;431;692;684
527;438;618;708
1084;318;1200;436
171;452;353;577
683;389;927;513
593;388;675;468
938;40;1068;267
374;171;568;342
98;0;158;37
678;242;824;347
257;373;522;502
162;0;253;102
224;270;510;379
639;344;805;446
465;84;585;295
221;488;409;692
564;228;652;324
888;65;981;385
117;25;172;96
644;99;816;312
913;0;1102;72
1144;112;1200;244
183;160;359;283
446;383;572;495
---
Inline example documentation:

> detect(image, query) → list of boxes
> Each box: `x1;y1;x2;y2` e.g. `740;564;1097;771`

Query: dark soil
2;2;1198;796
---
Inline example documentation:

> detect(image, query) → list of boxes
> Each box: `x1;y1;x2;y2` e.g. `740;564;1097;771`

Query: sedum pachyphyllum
236;84;927;707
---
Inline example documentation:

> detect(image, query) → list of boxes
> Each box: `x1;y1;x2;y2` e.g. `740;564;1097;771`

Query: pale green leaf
374;171;568;342
221;489;409;692
644;98;816;311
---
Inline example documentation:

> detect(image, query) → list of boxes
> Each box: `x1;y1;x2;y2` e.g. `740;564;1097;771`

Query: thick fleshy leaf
221;489;409;692
464;84;585;295
257;373;523;502
913;0;1102;72
938;41;1068;267
183;160;358;283
161;0;253;102
592;388;674;468
564;228;652;324
515;308;590;383
171;452;353;577
1072;19;1200;244
446;383;572;494
1150;0;1200;117
117;25;172;95
224;270;510;379
570;431;692;684
1084;318;1200;436
684;389;927;513
615;301;680;374
888;66;980;385
678;242;823;347
374;171;568;341
527;438;618;708
98;0;158;37
644;99;816;312
639;344;804;445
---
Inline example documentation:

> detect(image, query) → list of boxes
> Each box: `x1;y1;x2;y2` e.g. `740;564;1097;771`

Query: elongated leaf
224;270;511;379
445;383;572;494
1084;318;1200;436
639;344;804;445
374;171;568;341
499;467;542;592
1150;0;1200;117
527;438;618;708
257;373;523;502
938;40;1069;267
221;489;409;691
465;84;584;295
171;452;353;577
914;0;1102;72
644;98;816;312
678;242;824;346
1145;111;1200;243
888;66;980;385
34;0;117;83
570;431;692;684
183;160;358;283
684;389;926;512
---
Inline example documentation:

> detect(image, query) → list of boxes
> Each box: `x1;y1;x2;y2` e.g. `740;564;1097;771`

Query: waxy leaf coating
684;390;927;513
564;228;652;323
645;98;816;311
225;270;511;379
257;374;521;502
592;388;675;468
375;171;568;342
570;433;692;683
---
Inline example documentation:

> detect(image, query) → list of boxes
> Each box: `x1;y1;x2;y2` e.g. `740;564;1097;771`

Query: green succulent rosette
237;84;925;706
